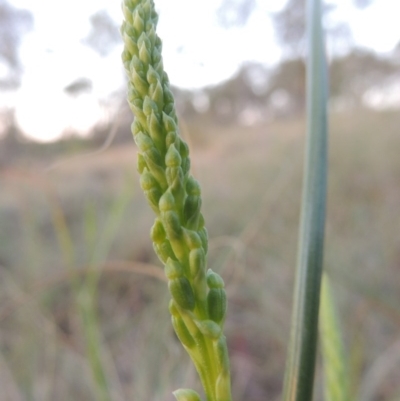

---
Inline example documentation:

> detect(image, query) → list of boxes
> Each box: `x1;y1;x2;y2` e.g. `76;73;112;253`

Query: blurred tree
0;0;33;89
272;0;353;58
352;0;374;8
330;48;399;107
64;77;93;97
83;10;121;57
265;48;399;114
216;0;257;28
193;63;269;124
266;58;306;115
272;0;376;58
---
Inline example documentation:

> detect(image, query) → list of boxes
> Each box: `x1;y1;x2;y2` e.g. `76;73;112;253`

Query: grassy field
0;109;399;401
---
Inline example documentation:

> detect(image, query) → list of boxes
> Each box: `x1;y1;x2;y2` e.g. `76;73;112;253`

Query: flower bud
198;213;205;229
148;111;163;149
206;270;224;289
166;166;183;191
146;65;159;84
172;316;196;349
165;144;181;167
150;81;164;111
159;191;175;212
164;103;176;117
144;188;162;213
143;154;167;189
140;168;157;191
131;68;148;96
130;106;147;127
137;32;151;51
143;96;158;117
183;195;201;230
165;131;177;148
131;120;142;135
137;153;147;173
150;218;165;244
141;0;151;20
163;210;182;240
181;158;190;177
146;25;156;47
186;177;201;196
134;131;153;152
198;227;208;254
207;288;227;325
163;85;175;105
169;277;195;311
124;33;137;56
121;49;131;70
154;59;163;78
189;248;205;278
133;12;144;34
138;40;151;64
165;258;183;280
130;55;144;75
179;141;189;159
183;230;202;251
194;319;221;340
168;299;179;316
162;112;177;133
216;336;230;373
154;240;174;263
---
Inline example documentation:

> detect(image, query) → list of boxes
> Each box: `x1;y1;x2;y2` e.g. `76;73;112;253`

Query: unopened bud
194;319;221;340
207;288;227;325
165;258;183;280
206;270;224;289
162;112;177;133
133;12;144;35
140;168;157;191
138;41;151;64
166;144;181;167
172;316;196;349
163;210;182;240
159;191;175;212
169;277;195;311
150;218;165;244
183;230;202;250
189;248;206;278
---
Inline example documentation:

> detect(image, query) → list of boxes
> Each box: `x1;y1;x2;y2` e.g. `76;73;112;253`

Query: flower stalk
120;1;232;400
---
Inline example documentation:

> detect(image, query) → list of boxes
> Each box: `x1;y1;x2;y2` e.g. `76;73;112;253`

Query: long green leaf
282;0;328;399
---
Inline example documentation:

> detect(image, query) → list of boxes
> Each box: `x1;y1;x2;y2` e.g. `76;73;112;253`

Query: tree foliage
0;0;33;89
216;0;256;28
83;10;120;57
272;0;376;57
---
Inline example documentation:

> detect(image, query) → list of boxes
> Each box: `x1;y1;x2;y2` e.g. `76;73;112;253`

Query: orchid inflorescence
121;1;232;400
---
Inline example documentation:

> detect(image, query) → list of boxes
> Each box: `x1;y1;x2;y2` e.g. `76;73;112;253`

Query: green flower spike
121;1;232;400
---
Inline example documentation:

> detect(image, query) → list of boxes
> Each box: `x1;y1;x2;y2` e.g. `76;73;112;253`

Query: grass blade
282;0;328;400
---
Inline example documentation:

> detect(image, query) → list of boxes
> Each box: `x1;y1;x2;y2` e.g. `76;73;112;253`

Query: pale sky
2;0;400;141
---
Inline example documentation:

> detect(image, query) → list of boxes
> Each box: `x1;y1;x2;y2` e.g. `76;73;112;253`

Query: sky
2;0;400;141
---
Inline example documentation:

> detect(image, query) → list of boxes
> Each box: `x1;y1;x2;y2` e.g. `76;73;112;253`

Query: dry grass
0;109;399;401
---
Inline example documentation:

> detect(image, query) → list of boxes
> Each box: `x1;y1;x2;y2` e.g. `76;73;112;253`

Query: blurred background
0;0;399;400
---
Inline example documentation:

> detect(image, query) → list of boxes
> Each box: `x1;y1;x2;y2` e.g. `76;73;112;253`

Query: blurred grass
0;109;399;401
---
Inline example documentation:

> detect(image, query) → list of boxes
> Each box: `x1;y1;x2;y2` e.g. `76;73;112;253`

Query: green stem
282;0;328;400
